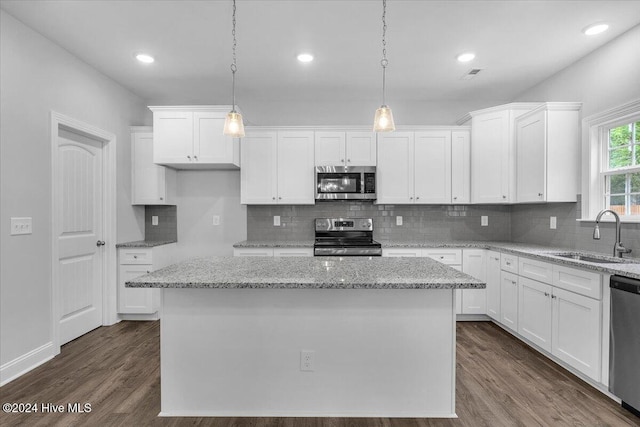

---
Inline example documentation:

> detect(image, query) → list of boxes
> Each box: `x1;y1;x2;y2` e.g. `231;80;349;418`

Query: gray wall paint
172;171;246;261
0;10;147;367
248;202;511;243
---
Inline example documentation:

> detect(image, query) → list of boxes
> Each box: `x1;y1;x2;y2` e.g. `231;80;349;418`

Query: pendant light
373;0;395;132
223;0;245;137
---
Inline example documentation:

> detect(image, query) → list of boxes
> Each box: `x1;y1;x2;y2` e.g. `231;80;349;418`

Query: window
582;99;640;221
603;122;640;215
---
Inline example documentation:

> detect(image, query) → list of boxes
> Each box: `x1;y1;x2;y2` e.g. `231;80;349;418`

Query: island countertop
126;256;485;289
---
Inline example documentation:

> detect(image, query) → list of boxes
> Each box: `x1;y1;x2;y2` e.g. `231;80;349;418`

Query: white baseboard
0;342;55;387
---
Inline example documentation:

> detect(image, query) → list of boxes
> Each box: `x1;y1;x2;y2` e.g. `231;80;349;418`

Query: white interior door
56;128;104;345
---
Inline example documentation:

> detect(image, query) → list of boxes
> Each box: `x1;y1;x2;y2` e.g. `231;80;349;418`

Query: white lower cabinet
486;251;501;321
551;287;602;381
461;249;487;314
118;244;175;316
234;247;313;257
500;271;519;332
518;276;552;352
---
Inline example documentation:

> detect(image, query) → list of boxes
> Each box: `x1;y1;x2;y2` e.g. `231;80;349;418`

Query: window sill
577;218;640;224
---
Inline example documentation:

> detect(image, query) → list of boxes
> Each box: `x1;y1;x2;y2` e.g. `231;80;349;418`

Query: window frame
582;99;640;222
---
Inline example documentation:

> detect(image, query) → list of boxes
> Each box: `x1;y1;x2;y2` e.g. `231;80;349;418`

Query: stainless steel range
314;218;382;256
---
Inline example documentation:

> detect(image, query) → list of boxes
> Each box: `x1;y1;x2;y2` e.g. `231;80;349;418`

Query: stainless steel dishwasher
609;275;640;417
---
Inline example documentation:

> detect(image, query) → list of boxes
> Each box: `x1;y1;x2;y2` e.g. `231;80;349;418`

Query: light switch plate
152;215;159;226
550;216;557;229
212;215;220;226
396;216;403;226
11;217;32;235
481;216;489;226
274;216;281;227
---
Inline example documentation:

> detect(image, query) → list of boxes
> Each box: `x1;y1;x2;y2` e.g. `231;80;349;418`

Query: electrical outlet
212;215;220;226
300;350;315;372
152;216;159;226
274;216;281;227
481;216;488;226
10;217;32;235
550;216;557;229
396;216;403;226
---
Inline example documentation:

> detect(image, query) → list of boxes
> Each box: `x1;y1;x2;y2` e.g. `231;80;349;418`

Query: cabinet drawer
382;248;423;257
519;257;553;284
233;248;274;257
501;253;519;273
273;248;314;257
422;249;462;265
119;248;153;265
553;265;602;300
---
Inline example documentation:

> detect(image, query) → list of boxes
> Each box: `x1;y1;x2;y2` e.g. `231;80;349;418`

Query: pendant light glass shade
373;105;395;132
223;111;245;137
223;0;245;138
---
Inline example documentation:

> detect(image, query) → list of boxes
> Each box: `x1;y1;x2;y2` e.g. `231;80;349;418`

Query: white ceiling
2;0;640;122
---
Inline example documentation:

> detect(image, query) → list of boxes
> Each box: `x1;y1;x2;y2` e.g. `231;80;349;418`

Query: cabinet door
462;249;486;314
376;132;415;204
486;251;501;321
500;271;519;331
132;131;171;205
552;287;602;381
518;277;552;352
414;131;452;204
153;111;193;164
451;130;470;204
471;110;510;203
241;132;278;204
315;131;346;166
346;132;376;166
516;109;546;202
194;112;239;166
277;131;315;204
118;264;155;314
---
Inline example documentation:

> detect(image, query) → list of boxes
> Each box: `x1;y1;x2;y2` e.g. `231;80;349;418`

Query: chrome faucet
593;209;632;258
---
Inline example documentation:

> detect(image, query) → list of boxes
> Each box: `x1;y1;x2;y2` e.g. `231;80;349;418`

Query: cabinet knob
453;196;458;200
347;159;351;162
133;255;138;259
272;197;276;200
278;197;282;200
341;159;345;163
511;281;517;285
538;193;543;197
544;292;550;297
146;270;150;274
410;197;413;200
194;155;198;161
416;196;420;200
159;197;164;201
551;295;557;299
502;195;507;199
187;155;191;161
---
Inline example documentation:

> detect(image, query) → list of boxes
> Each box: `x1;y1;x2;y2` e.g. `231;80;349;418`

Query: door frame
50;111;117;355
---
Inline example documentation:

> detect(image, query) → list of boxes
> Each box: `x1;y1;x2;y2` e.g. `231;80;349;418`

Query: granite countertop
233;240;640;279
116;240;177;248
126;256;485;289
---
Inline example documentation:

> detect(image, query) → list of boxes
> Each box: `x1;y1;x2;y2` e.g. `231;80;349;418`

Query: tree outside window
604;121;640;215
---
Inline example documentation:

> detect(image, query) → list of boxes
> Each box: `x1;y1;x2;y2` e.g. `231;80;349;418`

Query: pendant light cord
380;0;388;106
230;0;238;112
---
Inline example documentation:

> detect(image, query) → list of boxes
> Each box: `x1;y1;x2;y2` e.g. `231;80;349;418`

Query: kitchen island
127;256;484;418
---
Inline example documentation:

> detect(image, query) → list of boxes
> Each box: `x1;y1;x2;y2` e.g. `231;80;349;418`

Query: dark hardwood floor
1;321;638;427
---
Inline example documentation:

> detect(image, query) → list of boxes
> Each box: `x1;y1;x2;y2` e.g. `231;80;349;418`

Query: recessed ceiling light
456;52;476;63
135;53;155;64
297;53;314;63
583;23;609;36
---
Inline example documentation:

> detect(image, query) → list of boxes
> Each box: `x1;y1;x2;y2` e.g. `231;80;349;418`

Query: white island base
160;288;457;418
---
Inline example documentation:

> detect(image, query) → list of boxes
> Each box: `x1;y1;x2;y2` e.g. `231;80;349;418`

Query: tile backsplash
145;205;177;241
247;201;511;243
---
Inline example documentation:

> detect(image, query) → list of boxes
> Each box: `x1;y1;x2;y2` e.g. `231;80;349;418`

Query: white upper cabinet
377;128;469;204
150;106;240;169
469;103;539;203
314;131;376;166
515;102;581;203
451;131;471;204
241;129;314;205
131;127;176;205
414;131;452;204
377;131;415;204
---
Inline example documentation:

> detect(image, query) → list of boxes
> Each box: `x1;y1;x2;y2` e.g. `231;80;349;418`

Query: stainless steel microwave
315;166;376;200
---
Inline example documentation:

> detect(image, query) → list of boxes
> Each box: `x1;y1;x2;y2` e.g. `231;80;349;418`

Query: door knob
96;240;106;247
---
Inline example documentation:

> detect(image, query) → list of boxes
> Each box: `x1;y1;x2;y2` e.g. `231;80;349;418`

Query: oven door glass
317;173;361;194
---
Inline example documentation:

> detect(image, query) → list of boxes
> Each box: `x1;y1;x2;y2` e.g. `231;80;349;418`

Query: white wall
0;10;148;378
173;171;246;261
514;24;640;118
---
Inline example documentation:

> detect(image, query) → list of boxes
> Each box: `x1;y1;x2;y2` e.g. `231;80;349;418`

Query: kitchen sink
549;252;639;264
